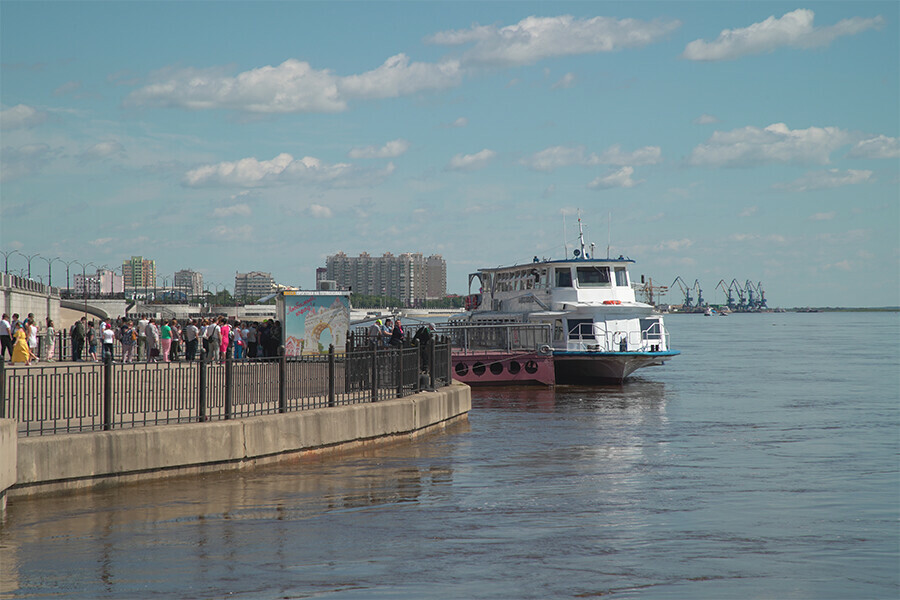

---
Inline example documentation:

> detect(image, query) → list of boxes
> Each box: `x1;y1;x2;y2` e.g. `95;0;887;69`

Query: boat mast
577;213;586;259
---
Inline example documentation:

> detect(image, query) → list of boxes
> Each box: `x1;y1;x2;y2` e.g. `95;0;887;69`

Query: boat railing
567;321;670;353
437;322;552;354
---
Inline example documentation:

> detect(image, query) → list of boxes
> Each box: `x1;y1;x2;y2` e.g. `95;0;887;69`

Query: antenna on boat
607;211;611;259
577;212;586;259
563;212;568;258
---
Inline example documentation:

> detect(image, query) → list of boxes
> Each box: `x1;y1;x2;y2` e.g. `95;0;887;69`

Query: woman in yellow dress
11;322;34;365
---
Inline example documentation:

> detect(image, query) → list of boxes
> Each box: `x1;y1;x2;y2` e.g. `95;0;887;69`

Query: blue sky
2;1;897;307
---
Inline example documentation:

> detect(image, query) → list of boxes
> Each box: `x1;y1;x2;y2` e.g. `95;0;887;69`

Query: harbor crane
755;282;767;309
716;279;735;309
636;276;668;307
730;279;747;310
672;276;694;310
745;280;757;310
693;279;705;307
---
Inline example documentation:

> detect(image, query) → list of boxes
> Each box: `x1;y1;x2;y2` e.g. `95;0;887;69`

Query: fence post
0;356;6;419
224;354;233;420
278;347;286;413
198;348;207;422
428;337;436;390
328;344;335;407
103;354;113;431
370;345;378;402
396;347;403;398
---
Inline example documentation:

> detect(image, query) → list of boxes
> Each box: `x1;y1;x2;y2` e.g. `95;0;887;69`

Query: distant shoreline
668;307;899;313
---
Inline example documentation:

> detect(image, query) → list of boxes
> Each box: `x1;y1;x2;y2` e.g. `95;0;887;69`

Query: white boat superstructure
453;221;679;383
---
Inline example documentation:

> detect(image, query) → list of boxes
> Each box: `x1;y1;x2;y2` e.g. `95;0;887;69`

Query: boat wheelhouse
451;225;679;384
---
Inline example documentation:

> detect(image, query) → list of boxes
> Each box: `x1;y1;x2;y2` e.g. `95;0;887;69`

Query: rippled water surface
1;312;898;599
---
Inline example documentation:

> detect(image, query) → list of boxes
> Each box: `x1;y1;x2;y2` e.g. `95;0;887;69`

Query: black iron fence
0;339;452;436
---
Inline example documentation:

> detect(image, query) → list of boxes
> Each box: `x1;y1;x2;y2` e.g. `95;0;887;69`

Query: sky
1;1;898;308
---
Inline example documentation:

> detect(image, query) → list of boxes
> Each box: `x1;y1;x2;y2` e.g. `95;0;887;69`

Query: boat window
615;267;628;287
555;268;573;287
567;319;593;340
576;266;611;287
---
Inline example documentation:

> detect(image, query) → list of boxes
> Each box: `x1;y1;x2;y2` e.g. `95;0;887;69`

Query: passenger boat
448;219;679;384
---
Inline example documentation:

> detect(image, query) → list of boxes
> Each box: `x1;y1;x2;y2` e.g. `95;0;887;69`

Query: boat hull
553;351;679;384
451;351;555;386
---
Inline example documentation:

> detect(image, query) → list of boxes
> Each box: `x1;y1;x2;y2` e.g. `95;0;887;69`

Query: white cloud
774;168;873;192
125;55;463;114
126;60;346;113
451;116;468;128
588;166;640;189
522;144;660;171
693;113;719;125
80;141;126;162
348;138;410;159
847;135;899;159
683;9;884;61
739;206;758;217
809;212;836;221
447;149;496;171
213;203;252;218
551;72;576;89
308;204;333;218
0;143;56;181
689;122;852;167
54;81;82;96
338;54;462;99
729;233;759;242
0;104;48;130
427;14;681;66
656;238;693;251
184;153;393;188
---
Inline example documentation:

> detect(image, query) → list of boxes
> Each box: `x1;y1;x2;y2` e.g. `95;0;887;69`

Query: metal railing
435;322;552;353
0;339;452;436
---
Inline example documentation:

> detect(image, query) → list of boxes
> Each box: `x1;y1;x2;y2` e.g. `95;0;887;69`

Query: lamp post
17;251;40;280
1;249;18;274
75;260;95;317
62;259;79;297
40;256;61;289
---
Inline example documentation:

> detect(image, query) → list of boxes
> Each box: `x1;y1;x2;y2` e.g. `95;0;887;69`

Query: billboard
278;291;350;356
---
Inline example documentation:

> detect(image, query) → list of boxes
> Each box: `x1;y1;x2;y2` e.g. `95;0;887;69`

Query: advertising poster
280;292;350;356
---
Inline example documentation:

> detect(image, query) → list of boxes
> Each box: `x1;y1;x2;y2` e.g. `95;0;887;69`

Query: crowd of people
1;312;284;365
1;312;52;366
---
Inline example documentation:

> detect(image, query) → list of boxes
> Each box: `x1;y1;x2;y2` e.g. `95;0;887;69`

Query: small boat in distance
448;218;679;384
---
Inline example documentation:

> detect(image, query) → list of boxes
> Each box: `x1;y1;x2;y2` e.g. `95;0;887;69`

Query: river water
1;312;897;599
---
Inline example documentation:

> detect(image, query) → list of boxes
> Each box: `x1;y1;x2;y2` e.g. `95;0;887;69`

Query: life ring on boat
538;344;553;355
603;300;622;305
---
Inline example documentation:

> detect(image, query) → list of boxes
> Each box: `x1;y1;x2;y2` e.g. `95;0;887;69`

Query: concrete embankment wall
4;382;470;499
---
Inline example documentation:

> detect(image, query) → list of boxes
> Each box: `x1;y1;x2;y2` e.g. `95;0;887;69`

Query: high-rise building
325;252;447;307
74;269;123;295
425;255;447;300
234;271;275;300
122;256;156;290
174;269;204;296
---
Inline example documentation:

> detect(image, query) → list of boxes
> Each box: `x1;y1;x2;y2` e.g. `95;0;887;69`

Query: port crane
716;279;735;309
755;282;767;309
672;276;694;310
730;279;747;310
693;279;705;307
636;276;668;307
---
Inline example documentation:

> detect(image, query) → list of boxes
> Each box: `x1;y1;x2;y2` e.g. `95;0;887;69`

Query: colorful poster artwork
282;294;350;356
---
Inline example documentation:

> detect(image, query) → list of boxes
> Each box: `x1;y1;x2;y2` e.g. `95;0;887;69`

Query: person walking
159;319;172;362
101;323;115;362
169;319;182;361
86;321;98;361
45;319;56;361
10;323;34;365
184;319;199;361
120;320;137;363
205;318;221;363
145;318;161;362
137;316;149;360
389;318;404;348
219;319;231;362
72;317;86;361
26;317;39;362
233;321;244;359
0;314;12;360
246;322;258;358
